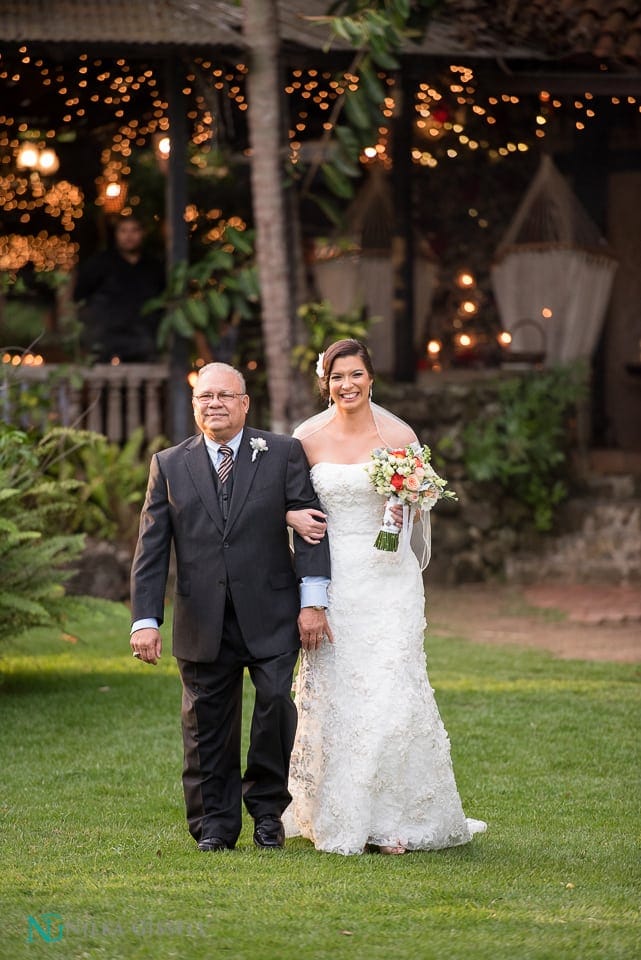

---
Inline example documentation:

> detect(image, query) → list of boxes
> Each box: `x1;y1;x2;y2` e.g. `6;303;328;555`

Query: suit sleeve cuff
131;618;159;634
299;577;329;608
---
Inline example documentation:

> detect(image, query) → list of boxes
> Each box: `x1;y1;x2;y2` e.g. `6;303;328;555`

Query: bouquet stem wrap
374;494;409;553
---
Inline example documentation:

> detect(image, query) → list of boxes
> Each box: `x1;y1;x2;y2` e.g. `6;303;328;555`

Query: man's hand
130;627;162;665
298;607;334;651
286;508;327;544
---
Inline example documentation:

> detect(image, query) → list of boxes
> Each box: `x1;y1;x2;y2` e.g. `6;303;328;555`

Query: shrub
462;365;587;532
0;426;85;643
38;426;168;549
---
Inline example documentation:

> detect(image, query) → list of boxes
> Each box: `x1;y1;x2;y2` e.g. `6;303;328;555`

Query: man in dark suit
74;216;165;362
130;362;331;851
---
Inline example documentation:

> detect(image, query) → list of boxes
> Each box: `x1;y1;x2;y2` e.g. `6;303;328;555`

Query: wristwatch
310;605;326;610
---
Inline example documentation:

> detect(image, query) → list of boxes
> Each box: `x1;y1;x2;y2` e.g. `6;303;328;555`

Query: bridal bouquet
367;444;456;553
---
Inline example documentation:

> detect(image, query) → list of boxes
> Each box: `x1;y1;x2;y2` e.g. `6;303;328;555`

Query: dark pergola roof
0;0;244;48
1;1;639;65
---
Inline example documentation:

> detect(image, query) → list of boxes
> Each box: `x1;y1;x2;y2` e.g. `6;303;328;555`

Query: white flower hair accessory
315;351;325;378
249;436;269;462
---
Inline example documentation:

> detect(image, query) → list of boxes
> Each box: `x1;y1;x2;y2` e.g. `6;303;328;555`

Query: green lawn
1;598;639;960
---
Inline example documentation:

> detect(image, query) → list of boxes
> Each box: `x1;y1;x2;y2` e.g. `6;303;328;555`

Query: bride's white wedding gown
284;461;486;855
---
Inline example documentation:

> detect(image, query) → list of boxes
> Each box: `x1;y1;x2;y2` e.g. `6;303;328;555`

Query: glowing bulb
158;136;171;158
458;333;472;348
38;148;59;174
498;331;512;346
455;270;475;289
427;340;442;356
17;143;39;169
105;182;122;198
461;300;478;315
542;307;553;318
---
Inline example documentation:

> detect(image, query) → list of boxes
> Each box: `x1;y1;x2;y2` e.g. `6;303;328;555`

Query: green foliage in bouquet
463;365;587;532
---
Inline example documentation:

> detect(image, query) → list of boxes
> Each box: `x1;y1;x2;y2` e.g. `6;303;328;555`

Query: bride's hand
389;503;404;528
287;508;327;544
390;503;419;527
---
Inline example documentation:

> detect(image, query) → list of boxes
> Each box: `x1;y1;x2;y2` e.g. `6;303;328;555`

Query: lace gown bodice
285;463;485;855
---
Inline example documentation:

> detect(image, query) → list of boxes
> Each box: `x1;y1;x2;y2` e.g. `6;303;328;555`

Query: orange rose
390;473;404;490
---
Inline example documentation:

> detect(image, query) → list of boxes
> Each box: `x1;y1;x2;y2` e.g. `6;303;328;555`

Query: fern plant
38;426;168;547
0;427;85;644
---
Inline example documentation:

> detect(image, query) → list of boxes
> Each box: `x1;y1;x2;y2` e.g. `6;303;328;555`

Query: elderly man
130;363;331;851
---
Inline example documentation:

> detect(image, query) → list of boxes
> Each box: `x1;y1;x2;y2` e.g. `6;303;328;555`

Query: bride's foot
365;842;407;855
379;844;406;855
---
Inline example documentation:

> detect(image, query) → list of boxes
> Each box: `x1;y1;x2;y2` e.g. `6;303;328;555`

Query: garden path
427;582;641;663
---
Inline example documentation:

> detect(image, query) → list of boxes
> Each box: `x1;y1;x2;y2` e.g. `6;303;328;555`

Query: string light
0;43;636;286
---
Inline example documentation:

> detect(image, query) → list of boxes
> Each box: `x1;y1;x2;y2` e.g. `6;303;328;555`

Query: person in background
74;215;165;363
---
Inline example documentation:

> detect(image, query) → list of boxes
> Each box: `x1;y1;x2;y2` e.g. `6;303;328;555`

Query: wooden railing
1;362;171;442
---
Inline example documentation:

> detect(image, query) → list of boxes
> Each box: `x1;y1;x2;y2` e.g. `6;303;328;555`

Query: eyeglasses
193;391;245;405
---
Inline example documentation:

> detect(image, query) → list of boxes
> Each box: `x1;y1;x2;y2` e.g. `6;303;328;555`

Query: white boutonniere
250;437;269;462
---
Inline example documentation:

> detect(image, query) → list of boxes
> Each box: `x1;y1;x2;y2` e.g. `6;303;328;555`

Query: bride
284;339;486;856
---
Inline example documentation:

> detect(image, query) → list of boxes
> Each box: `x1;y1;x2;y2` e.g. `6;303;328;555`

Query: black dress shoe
197;836;231;852
253;815;285;849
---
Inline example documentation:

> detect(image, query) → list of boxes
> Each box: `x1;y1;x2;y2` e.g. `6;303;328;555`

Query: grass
1;597;639;960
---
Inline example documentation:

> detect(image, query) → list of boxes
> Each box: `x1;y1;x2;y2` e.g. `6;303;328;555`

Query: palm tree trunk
244;0;292;432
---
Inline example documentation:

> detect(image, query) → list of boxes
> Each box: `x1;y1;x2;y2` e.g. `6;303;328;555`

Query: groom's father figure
130;363;331;851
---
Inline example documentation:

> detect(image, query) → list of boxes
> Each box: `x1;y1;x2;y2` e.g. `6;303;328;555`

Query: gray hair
195;362;246;393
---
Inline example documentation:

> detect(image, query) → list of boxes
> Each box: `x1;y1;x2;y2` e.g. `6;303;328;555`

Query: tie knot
219;445;233;457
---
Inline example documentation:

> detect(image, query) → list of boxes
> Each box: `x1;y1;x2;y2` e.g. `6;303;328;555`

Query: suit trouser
177;599;299;846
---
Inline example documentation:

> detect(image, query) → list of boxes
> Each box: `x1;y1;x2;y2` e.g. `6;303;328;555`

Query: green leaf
167;306;194;339
369;34;401;70
334;124;361;159
358;56;387;105
206;288;230;321
205;249;235;272
343;88;373;130
224;226;253;256
169;260;188;297
331;147;361;179
307;192;344;227
183;298;209;329
321;162;355;199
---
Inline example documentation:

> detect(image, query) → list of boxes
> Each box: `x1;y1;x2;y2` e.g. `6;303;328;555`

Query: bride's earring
369;385;373;401
328;398;334;408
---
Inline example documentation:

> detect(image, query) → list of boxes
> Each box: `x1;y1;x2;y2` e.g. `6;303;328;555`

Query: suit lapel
225;429;261;535
184;434;225;534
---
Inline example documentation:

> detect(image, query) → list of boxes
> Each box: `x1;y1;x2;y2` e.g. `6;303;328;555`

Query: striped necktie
217;444;234;485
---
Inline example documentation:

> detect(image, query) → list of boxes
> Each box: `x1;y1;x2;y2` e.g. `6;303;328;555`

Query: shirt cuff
131;618;159;634
300;576;329;608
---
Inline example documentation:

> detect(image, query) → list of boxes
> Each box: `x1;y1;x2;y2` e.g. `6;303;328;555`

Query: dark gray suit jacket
130;427;330;662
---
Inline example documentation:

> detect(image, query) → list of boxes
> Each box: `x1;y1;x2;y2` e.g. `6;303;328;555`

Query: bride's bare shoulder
383;422;418;447
293;431;324;464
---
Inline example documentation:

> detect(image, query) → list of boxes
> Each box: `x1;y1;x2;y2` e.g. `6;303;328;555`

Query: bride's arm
287;508;327;544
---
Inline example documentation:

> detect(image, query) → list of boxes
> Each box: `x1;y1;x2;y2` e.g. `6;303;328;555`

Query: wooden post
391;63;416;382
165;55;192;442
